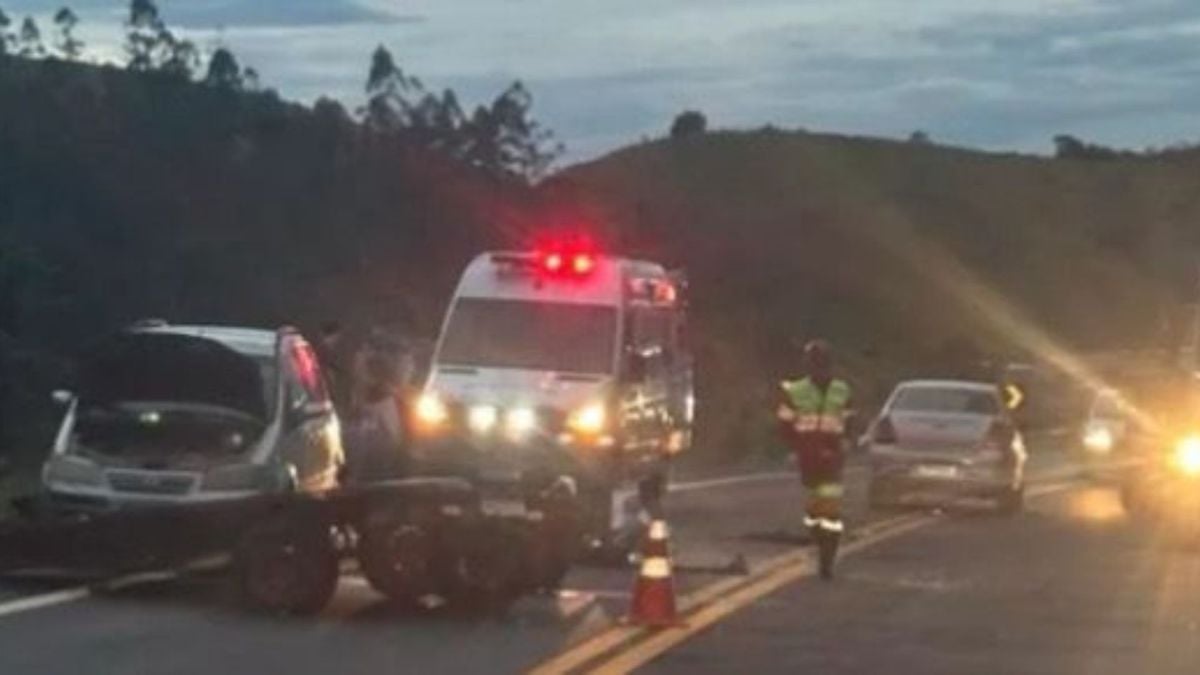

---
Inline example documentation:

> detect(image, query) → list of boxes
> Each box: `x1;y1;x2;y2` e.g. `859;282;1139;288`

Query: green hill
0;56;528;462
553;131;1200;454
6;50;1200;465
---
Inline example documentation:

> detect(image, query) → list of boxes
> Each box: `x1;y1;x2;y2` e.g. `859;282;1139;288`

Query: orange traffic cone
628;519;681;627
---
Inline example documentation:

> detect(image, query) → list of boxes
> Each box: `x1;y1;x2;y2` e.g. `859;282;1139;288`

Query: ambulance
411;241;693;542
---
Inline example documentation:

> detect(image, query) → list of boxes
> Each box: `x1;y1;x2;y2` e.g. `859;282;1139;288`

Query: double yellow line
531;478;1082;674
528;513;928;674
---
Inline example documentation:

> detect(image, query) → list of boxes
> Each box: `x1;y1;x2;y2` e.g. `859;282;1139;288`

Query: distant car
42;322;344;512
866;379;1027;514
1080;388;1130;457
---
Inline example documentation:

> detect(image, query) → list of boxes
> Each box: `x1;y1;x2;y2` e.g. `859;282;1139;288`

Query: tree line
0;1;567;461
0;1;562;182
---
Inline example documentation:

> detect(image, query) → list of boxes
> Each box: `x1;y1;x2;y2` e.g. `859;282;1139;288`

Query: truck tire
438;521;524;615
357;504;437;608
235;513;338;616
528;506;581;592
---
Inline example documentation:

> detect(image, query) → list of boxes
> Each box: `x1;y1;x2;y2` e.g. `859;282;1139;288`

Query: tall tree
0;9;12;56
464;81;563;181
242;66;260;91
158;34;197;80
670;110;707;139
124;0;195;78
53;7;84;61
125;0;160;71
362;45;421;131
17;17;45;59
204;47;243;90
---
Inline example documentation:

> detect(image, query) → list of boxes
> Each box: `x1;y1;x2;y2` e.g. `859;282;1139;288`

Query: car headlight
468;405;498;433
415;393;449;429
43;455;104;487
1083;426;1114;454
1175;436;1200;476
505;407;537;436
202;463;276;492
567;403;607;435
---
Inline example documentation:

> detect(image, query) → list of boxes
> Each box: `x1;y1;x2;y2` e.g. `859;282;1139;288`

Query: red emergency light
571;253;596;275
543;252;565;273
533;238;598;278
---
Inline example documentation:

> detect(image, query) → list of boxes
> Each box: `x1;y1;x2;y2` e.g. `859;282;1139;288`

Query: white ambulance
411;243;693;541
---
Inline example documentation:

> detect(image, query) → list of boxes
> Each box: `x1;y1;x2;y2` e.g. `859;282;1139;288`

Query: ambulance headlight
415;393;449;429
468;405;498;433
505;407;537;436
567;402;607;435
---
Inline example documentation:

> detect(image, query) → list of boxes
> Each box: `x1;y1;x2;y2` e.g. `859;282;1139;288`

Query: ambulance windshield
439;298;617;374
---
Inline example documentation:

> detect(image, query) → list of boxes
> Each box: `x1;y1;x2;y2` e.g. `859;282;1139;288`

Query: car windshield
892;386;999;415
438;298;617;374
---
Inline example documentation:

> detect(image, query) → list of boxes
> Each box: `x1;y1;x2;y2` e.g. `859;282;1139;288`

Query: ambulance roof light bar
490;246;598;278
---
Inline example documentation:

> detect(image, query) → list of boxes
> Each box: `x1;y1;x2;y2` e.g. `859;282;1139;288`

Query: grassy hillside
554;131;1200;456
6;51;1200;465
0;56;534;462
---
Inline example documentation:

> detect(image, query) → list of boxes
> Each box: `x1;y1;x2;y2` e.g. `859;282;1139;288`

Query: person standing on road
314;321;351;415
777;340;854;580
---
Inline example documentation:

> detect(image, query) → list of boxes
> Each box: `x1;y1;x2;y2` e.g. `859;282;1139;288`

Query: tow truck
411;239;694;571
0;322;567;615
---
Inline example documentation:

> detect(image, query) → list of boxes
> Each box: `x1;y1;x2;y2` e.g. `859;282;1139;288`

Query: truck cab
410;245;693;539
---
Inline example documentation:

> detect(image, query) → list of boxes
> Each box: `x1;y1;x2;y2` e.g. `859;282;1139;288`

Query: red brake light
291;342;321;394
543;252;564;273
874;416;897;444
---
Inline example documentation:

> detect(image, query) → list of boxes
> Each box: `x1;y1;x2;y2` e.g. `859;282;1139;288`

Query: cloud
2;0;414;27
8;0;1200;159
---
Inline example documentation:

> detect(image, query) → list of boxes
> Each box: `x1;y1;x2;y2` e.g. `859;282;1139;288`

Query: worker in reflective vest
777;340;853;580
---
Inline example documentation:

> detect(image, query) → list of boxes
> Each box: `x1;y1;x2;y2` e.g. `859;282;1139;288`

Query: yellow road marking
532;478;1082;674
526;515;919;675
584;518;932;675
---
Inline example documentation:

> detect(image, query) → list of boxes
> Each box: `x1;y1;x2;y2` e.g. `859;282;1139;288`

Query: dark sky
7;0;1200;161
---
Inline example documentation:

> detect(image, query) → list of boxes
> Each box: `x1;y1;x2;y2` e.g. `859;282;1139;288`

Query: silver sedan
865;379;1027;514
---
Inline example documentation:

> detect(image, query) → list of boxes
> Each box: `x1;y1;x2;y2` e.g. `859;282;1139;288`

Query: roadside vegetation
3;2;1200;467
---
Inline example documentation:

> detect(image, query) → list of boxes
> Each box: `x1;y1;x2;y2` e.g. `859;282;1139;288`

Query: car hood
427;366;612;411
77;332;270;421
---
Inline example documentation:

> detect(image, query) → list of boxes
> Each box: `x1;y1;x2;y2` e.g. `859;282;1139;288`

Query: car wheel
235;513;339;616
997;485;1024;516
527;490;582;592
357;504;438;608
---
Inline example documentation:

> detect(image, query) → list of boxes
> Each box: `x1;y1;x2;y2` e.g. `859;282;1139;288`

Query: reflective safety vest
779;377;852;434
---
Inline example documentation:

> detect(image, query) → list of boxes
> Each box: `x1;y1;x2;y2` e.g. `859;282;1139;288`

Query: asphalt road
0;444;1152;675
641;466;1200;674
